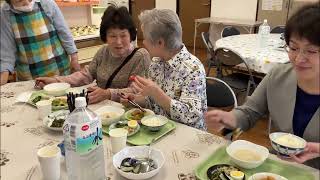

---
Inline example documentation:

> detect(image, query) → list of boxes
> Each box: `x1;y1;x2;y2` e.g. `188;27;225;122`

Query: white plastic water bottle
63;97;106;180
258;19;270;48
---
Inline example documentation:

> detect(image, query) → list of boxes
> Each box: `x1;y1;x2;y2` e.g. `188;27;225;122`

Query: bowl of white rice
269;132;306;157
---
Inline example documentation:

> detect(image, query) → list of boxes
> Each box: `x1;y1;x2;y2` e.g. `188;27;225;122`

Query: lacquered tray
102;120;176;145
195;146;315;180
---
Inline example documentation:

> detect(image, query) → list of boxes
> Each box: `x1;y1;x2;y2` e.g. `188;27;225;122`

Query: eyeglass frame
284;44;320;58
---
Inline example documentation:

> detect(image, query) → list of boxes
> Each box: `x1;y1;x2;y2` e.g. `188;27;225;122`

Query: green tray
102;120;176;145
195;146;315;180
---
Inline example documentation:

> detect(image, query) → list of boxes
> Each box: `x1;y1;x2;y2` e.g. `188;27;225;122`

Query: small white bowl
95;106;125;126
141;115;169;131
269;132;306;157
113;146;165;180
44;83;70;96
248;172;288;180
226;140;269;169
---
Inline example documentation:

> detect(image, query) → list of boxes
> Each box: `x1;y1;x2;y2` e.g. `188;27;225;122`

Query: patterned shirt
146;46;207;131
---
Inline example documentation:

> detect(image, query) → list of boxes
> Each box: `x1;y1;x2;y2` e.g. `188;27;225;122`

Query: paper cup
37;145;61;180
109;128;128;154
36;100;52;120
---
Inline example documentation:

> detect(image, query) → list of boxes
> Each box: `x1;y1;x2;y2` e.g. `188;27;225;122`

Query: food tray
195;146;315;180
102;120;176;145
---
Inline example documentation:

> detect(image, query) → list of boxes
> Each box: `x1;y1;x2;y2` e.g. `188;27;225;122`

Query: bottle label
63;118;103;155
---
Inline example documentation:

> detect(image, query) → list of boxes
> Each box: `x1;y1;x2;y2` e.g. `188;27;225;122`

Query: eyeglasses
285;45;320;58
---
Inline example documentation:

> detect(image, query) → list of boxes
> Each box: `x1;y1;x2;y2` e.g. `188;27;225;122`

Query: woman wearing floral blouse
127;9;207;130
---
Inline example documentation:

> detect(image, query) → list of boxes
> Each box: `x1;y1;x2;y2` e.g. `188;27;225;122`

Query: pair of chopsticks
66;89;88;112
117;92;146;112
221;128;243;141
231;128;243;141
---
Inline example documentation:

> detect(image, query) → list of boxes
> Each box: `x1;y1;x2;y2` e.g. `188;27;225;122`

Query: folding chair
214;47;257;97
270;25;285;34
206;77;238;108
221;26;240;38
201;32;216;76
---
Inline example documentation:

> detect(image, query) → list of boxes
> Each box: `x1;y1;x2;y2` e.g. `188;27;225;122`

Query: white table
193;17;262;54
215;34;290;74
1;81;318;180
0;81;228;180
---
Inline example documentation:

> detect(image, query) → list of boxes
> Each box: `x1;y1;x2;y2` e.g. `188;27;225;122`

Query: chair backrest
201;32;214;53
206;77;238;108
270;25;285;34
214;47;245;66
214;47;255;82
221;26;240;38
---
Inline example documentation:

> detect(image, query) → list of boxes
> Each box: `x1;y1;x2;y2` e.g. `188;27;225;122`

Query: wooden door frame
129;0;155;40
177;0;211;48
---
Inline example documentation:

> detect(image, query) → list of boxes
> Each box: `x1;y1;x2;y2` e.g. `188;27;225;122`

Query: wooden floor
190;46;271;148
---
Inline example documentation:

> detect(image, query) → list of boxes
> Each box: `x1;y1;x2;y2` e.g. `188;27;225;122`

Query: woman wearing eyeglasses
205;4;319;168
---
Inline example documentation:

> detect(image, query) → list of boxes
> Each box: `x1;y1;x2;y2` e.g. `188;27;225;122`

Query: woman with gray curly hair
128;9;207;130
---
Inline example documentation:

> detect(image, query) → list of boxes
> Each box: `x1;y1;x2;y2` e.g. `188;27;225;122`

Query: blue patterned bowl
269;132;306;157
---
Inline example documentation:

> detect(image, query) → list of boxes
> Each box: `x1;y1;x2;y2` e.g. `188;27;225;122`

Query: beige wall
0;2;90;28
59;6;91;27
208;0;258;44
210;0;258;21
288;0;318;18
155;0;176;12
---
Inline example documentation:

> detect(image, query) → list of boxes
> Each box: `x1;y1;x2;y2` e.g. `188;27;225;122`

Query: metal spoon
140;158;151;173
140;139;156;173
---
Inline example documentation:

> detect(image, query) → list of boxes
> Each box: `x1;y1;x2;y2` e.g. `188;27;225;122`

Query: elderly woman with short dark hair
36;6;151;104
129;9;207;130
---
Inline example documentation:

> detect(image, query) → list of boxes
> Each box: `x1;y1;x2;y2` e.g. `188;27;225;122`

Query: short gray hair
138;9;183;50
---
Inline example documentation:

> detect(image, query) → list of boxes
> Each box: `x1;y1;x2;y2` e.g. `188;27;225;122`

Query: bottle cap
264;19;268;23
75;97;87;108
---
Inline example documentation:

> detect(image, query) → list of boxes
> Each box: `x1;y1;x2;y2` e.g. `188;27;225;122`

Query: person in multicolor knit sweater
0;0;80;85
